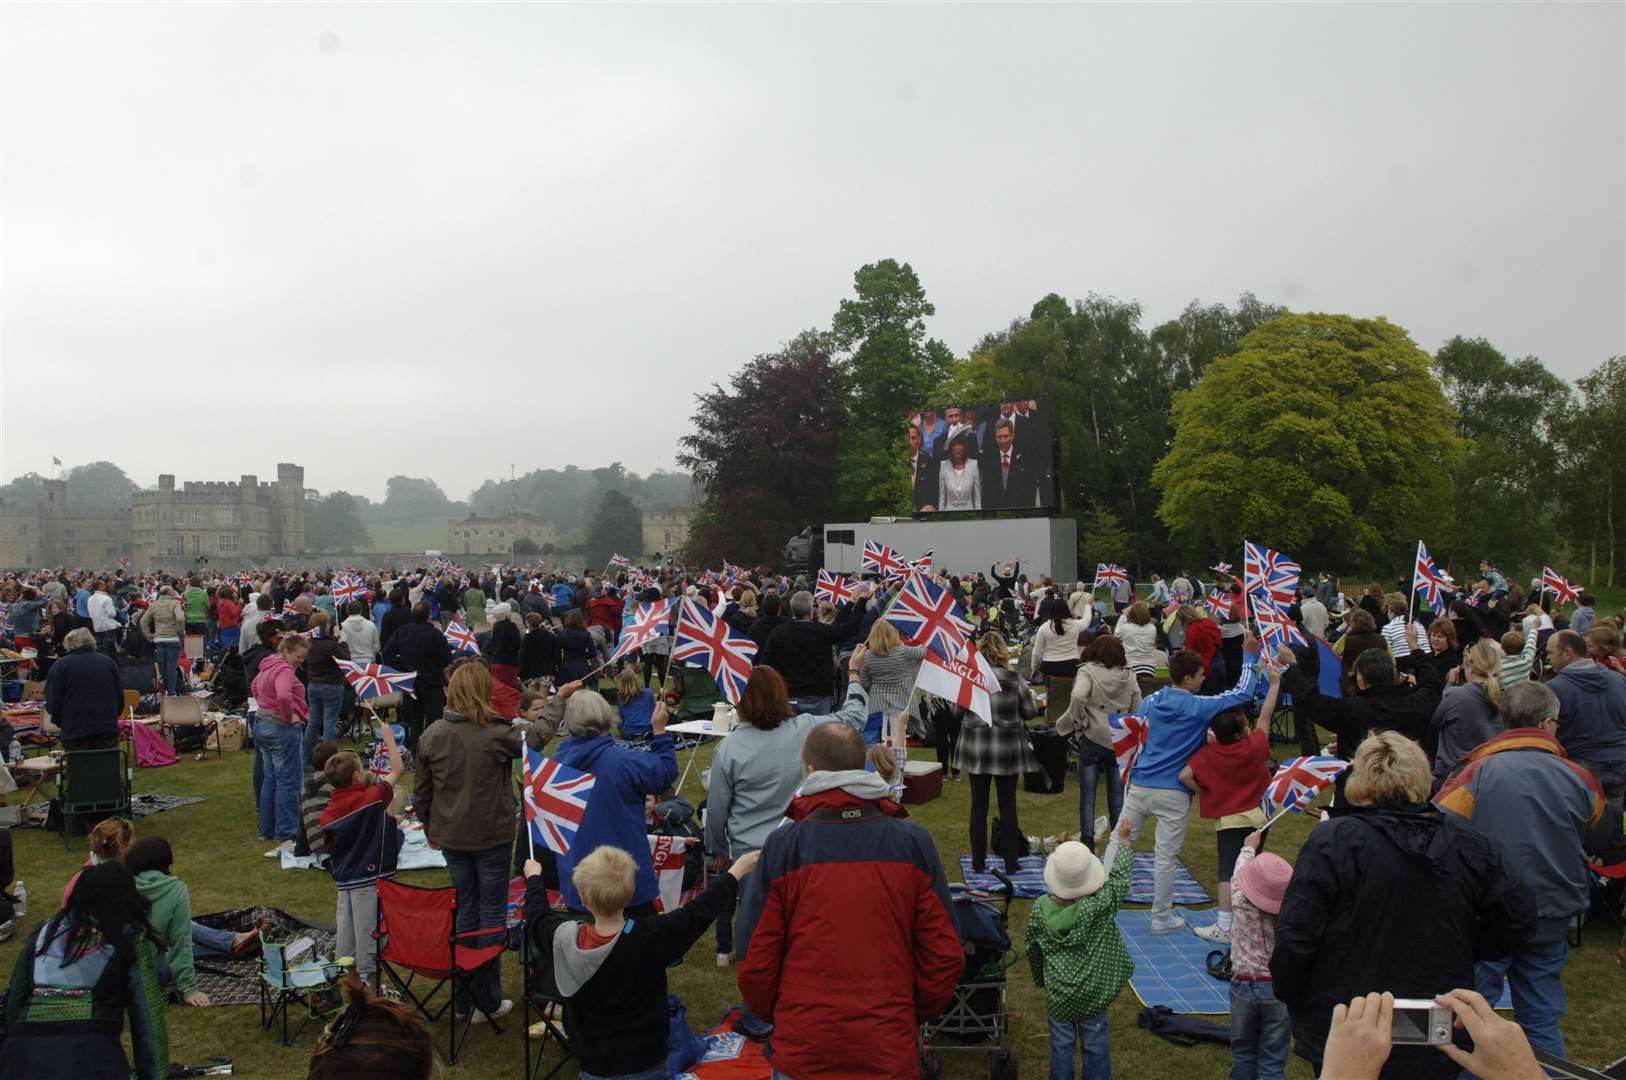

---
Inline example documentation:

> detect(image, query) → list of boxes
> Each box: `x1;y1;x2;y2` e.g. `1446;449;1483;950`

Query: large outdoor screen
905;399;1058;514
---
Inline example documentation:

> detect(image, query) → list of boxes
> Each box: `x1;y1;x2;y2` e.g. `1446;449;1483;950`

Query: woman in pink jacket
250;635;310;858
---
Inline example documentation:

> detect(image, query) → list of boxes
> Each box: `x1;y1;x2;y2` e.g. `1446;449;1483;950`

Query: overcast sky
4;3;1622;504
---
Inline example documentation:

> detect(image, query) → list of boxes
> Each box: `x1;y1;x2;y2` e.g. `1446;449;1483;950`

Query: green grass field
4;719;1623;1079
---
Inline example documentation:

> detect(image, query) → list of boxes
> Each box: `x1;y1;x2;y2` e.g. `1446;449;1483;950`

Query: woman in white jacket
1027;601;1084;681
1113;601;1167;676
1060;635;1142;846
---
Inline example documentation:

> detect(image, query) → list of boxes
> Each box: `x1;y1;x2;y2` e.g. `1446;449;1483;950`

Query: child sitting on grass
616;667;657;740
318;722;403;985
1027;817;1135;1080
297;740;339;859
1227;831;1294;1080
525;844;759;1079
1180;661;1280;945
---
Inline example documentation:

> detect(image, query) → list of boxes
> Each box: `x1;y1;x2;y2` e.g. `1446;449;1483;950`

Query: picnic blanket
959;851;1211;905
681;1008;773;1080
130;793;204;818
189;906;337;1007
279;825;446;871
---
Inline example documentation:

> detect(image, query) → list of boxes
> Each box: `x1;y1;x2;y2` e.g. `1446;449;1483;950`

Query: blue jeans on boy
304;682;345;760
1077;739;1123;844
445;843;509;1016
255;718;302;841
154;640;182;695
1229;979;1291;1080
1048;1011;1110;1080
1475;937;1569;1059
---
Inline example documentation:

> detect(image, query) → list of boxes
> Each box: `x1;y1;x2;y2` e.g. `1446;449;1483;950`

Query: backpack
1137;1005;1232;1047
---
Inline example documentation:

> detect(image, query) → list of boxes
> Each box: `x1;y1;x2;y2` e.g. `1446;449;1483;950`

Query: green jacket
134;868;199;995
1025;843;1135;1021
463;588;486;627
183;586;209;625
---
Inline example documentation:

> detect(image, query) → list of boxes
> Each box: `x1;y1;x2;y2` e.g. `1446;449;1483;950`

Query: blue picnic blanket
959;851;1212;905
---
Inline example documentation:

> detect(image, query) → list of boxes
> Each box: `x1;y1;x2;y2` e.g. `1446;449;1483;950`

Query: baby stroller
920;872;1019;1080
209;649;247;711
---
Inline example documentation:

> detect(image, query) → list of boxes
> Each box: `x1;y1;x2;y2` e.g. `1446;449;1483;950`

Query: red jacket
737;786;964;1080
1184;616;1222;675
1187;728;1272;819
585;596;622;635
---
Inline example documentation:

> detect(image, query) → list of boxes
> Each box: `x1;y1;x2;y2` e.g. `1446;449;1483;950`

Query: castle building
641;509;693;559
446;511;558;556
128;464;306;566
0;479;130;569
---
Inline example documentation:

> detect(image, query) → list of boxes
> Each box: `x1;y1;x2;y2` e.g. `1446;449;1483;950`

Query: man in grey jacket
1545;629;1626;824
1434;680;1606;1061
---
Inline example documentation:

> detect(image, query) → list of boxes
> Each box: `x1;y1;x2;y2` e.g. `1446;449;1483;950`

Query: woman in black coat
519;613;560;681
556;610;599;688
1271;731;1536;1080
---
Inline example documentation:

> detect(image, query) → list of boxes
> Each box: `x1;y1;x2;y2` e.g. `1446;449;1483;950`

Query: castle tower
275;463;305;554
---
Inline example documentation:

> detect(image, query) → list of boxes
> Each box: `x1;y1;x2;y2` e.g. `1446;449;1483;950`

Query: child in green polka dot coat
1026;817;1136;1080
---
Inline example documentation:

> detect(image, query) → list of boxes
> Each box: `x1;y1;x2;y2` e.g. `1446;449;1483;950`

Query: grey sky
5;3;1622;503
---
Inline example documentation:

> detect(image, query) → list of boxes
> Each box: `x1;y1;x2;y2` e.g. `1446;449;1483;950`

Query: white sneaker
1093;815;1110;843
262;840;293;859
1194;922;1230;944
469;999;513;1025
715;952;731;967
1149;912;1188;934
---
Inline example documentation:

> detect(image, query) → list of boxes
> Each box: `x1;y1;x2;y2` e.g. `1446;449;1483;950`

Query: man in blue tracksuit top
1124;632;1260;933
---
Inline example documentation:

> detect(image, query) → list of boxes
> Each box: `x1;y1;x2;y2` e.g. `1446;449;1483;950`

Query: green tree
511;536;541;557
304;491;372;553
1153;313;1463;570
64;461;137;508
381;475;459;519
1560;356;1626;586
1432;336;1571;571
1080;498;1131;564
929;351;1025;406
0;472;48;508
583;489;643;566
830;260;952;516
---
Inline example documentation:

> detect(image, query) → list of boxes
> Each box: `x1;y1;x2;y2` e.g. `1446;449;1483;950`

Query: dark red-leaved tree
678;331;848;567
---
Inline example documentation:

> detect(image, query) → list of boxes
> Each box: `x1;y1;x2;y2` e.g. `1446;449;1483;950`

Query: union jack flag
522;744;596;856
1253;596;1306;650
909;549;935;576
1260;755;1349;818
673;597;757;704
815;569;856;606
1108;712;1149;783
861;538;906;579
335;659;417;701
431;557;459;573
1412;540;1453;615
884;571;972;662
1204;589;1230;619
608;553;631;569
444;620;479;653
332;575;364;606
1094;563;1128;589
609;598;676;663
1541;566;1582;606
1243;541;1301;614
278;602;302;621
1211;562;1233;576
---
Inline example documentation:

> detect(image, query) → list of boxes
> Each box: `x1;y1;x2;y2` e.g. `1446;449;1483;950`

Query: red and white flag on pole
912;645;999;726
647;834;687;913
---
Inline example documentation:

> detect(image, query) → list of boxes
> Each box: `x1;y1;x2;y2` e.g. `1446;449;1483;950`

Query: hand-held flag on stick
909;549;935;576
672;597;757;704
331;575;364;606
444;621;479;653
522;744;595;856
608;553;631;569
1243;541;1301;615
1541;566;1582;606
1108;712;1149;784
608;598;676;663
1204;589;1230;619
861;538;906;579
912;646;998;726
1093;563;1128;590
884;570;973;661
1412;541;1453;616
814;569;856;606
1211;562;1233;576
335;659;417;701
1260;755;1350;823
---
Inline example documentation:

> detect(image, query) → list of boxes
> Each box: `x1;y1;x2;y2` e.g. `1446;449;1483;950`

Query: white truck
783;517;1078;584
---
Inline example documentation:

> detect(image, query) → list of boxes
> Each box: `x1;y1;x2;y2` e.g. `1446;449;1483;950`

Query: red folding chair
375;878;508;1062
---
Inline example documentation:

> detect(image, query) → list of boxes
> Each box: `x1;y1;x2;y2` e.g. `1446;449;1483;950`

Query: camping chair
1043;674;1075;726
258;939;352;1045
57;745;130;849
375;877;509;1063
521;919;574;1080
159;694;219;758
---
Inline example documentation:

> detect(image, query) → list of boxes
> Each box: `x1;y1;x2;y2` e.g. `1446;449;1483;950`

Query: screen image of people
906;400;1055;513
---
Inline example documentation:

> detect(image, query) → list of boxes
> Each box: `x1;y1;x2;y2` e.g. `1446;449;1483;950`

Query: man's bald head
802;721;865;773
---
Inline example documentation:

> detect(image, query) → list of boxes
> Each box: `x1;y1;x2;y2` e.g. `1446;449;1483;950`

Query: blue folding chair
259;939;353;1045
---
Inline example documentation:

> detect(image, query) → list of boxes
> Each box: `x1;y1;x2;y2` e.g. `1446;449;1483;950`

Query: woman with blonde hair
1112;600;1166;677
860;619;928;745
1272;731;1533;1080
956;631;1038;874
1428;639;1502;785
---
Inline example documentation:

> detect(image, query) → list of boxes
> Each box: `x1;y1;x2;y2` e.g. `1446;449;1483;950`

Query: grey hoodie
1548;660;1626;764
1061;662;1143;748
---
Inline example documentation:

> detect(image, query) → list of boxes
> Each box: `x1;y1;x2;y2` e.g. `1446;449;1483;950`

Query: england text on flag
912;646;998;726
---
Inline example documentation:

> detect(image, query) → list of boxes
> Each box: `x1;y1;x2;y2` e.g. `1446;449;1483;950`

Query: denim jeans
445;843;510;1015
1077;738;1123;844
1475;937;1569;1059
255;718;303;841
789;694;832;717
304;682;345;761
251;712;265;814
1048;1010;1110;1080
154;640;182;695
1229;980;1291;1080
191;921;238;958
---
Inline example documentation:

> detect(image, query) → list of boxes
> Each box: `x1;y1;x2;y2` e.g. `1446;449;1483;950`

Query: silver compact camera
1389;998;1454;1045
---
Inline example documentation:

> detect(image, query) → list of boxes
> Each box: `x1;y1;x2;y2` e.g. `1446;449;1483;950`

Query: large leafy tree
64;461;137;508
678;332;847;566
1153;313;1463;570
1559;356;1626;586
582;489;644;566
1432;336;1571;571
381;475;460;519
830;260;951;516
304;491;372;553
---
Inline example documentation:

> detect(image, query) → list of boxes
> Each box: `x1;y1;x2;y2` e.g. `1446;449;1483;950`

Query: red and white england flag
912;646;998;726
647;835;687;913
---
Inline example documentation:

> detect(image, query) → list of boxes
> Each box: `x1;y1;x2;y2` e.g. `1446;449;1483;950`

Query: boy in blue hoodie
1123;633;1259;933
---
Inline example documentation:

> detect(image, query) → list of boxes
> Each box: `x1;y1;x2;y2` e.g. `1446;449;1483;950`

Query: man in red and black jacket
736;722;964;1080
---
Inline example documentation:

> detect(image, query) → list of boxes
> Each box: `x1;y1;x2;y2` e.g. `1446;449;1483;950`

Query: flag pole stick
1407;541;1419;627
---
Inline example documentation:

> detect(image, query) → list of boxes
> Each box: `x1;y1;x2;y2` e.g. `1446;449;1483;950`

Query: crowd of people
1;551;1622;1080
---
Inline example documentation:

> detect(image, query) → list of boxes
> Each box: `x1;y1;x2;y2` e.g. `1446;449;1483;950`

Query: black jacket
526;870;738;1076
979;448;1039;510
746;613;789;650
1272;802;1536;1080
557;626;598;684
379;606;410;650
758;609;861;698
381;622;453;689
520;626;560;680
241;643;274;689
43;646;123;742
1283;649;1443;776
488;619;521;666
